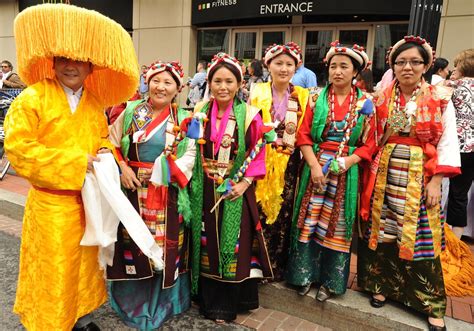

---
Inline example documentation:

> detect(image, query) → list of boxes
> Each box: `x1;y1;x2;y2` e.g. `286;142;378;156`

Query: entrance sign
192;0;411;25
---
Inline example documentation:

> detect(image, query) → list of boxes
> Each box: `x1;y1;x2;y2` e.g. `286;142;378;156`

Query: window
304;30;333;86
372;24;408;83
197;29;230;63
261;31;285;58
234;32;257;61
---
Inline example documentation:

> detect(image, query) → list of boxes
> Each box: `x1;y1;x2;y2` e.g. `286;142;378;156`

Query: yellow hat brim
14;4;139;106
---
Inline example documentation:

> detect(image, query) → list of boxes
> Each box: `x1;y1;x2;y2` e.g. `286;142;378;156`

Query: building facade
0;0;472;90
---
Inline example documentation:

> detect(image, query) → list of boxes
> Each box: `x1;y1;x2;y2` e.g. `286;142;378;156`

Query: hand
424;175;442;208
310;163;326;192
87;154;100;172
119;162;142;191
139;168;153;183
225;181;251;201
340;154;361;172
97;148;112;154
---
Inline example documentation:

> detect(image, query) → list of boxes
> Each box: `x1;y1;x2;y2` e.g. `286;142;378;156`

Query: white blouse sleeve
437;100;461;169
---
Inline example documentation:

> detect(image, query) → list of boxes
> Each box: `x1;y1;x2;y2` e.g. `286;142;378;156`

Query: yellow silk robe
4;78;113;330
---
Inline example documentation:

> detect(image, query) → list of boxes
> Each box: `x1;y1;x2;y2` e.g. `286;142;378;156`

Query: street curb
0;188;25;221
259;282;471;331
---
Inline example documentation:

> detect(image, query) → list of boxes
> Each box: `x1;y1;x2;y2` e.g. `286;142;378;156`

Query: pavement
1;173;474;330
0;174;325;331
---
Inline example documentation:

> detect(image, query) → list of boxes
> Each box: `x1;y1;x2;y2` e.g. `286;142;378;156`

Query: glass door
336;26;373;68
232;28;289;63
337;28;369;48
233;31;257;63
303;29;335;86
261;30;287;58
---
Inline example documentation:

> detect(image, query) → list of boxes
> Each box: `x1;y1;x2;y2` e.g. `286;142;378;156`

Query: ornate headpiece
324;40;370;70
14;4;138;106
207;52;243;81
264;42;302;66
146;60;185;92
387;35;435;67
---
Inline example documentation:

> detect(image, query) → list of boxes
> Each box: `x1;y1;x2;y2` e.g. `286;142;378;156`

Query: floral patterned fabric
358;240;446;318
286;240;350;295
448;78;474;153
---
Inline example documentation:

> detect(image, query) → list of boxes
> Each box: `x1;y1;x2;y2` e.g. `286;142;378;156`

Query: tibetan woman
286;42;376;301
249;42;311;280
189;53;273;323
357;36;461;331
107;61;196;330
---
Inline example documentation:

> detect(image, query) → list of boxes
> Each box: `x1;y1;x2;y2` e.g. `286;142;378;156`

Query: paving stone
451;296;474;305
347;273;356;288
446;297;452;317
296;320;320;331
243;318;261;329
269;310;288;321
235;311;251;324
257;317;281;331
452;301;473;323
279;316;303;329
250;307;273;322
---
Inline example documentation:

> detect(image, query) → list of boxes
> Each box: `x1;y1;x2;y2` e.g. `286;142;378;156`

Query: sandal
370;295;386;308
297;283;312;296
428;317;446;331
316;286;331;302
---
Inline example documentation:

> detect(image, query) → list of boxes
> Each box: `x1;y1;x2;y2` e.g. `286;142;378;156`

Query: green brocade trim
120;99;144;160
176;108;192;227
189;98;247;295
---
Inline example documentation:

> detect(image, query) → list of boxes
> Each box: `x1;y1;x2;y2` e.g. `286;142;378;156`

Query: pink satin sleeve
243;113;266;179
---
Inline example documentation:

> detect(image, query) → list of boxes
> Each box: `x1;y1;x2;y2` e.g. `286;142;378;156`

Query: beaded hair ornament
324;40;370;70
146;60;185;92
387;35;435;67
207;52;243;81
263;41;302;66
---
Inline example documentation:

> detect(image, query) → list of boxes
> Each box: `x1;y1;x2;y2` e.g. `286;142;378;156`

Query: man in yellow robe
4;4;138;331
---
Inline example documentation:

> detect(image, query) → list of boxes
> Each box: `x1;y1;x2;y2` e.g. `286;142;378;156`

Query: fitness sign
192;0;315;24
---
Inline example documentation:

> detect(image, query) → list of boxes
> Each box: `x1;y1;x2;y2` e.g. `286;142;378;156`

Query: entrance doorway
303;26;372;86
231;28;290;66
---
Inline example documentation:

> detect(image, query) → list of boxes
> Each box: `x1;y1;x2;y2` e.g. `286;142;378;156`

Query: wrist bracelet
242;177;253;185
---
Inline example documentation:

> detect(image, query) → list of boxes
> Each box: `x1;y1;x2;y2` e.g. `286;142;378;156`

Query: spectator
186;60;207;106
446;49;474;239
356;68;375;93
291;60;317;88
247;59;264;95
262;61;270;82
429;57;450;85
238;58;249;101
138;64;148;97
0;60;26;89
375;68;394;91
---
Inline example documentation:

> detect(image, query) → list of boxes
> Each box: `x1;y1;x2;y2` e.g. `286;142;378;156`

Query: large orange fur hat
14;4;139;106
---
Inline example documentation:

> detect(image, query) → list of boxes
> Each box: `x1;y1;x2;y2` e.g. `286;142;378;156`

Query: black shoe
316;286;331;302
370;296;386;308
297;283;312;296
428;321;446;331
72;322;101;331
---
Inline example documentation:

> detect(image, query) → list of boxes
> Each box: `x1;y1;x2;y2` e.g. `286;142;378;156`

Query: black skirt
198;276;258;321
